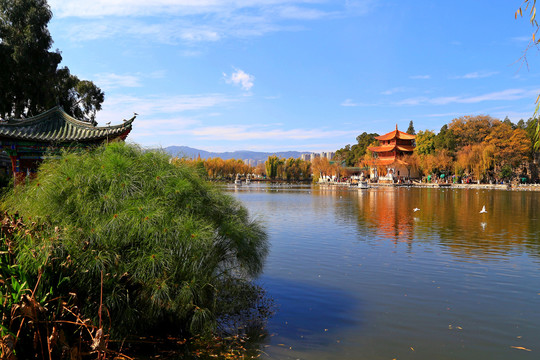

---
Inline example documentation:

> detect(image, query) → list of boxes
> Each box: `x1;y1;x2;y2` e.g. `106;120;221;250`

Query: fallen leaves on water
510;346;532;351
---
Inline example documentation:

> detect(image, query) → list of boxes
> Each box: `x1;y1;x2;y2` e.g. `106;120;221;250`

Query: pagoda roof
369;158;410;166
376;125;416;141
0;106;134;143
368;144;415;153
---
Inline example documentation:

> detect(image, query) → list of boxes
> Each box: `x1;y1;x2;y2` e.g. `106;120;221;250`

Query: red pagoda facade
367;125;417;181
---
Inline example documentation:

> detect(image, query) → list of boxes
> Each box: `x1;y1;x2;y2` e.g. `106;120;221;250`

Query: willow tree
516;0;540;150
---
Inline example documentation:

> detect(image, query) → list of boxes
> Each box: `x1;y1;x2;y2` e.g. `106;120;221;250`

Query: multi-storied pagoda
0;106;135;182
367;125;417;181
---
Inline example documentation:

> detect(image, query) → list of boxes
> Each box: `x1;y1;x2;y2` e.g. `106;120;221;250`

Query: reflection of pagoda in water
367;125;418;181
354;188;539;260
358;189;415;246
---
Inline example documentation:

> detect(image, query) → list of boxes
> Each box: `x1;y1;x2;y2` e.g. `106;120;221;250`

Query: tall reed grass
1;142;269;338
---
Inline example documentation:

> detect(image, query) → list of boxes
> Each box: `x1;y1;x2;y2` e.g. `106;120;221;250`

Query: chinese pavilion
0;106;135;182
367;125;417;181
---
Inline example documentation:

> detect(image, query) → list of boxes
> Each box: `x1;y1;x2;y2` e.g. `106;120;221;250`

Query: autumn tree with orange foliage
485;122;531;167
311;157;343;182
446;115;532;181
449;115;499;148
172;157;254;180
400;153;419;179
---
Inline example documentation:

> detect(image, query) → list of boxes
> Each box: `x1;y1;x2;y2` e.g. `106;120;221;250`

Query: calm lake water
227;184;540;360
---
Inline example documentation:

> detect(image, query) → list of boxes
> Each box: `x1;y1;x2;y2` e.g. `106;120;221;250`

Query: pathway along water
227;184;540;360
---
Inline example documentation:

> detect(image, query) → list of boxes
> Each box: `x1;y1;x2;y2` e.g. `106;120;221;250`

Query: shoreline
318;182;540;191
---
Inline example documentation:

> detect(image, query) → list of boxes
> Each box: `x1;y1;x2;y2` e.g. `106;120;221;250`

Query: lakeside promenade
319;182;540;191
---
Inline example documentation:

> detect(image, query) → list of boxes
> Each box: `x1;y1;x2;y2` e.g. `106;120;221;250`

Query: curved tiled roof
369;158;410;166
367;144;415;153
368;144;396;152
375;126;416;141
0;106;134;142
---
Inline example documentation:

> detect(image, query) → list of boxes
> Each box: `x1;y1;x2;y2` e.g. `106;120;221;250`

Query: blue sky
48;0;540;152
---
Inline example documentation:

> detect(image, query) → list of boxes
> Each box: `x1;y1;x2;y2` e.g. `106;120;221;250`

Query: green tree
54;67;104;123
503;116;516;129
525;117;539;153
335;132;379;167
265;155;282;179
415;130;437;155
0;0;104;121
434;124;456;152
406;120;416;135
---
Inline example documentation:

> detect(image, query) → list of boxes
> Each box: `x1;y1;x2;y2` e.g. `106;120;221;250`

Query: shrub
1;142;268;338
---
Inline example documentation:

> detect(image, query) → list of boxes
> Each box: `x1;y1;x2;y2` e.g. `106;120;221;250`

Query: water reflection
230;185;540;360
337;187;540;260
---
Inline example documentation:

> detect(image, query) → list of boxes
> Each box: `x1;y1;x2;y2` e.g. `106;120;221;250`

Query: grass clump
1;142;269;340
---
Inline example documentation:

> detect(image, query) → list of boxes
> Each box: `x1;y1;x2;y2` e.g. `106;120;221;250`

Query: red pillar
9;155;24;186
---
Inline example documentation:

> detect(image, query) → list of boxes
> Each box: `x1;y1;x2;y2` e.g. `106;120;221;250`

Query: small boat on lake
246;174;251;185
358;181;369;189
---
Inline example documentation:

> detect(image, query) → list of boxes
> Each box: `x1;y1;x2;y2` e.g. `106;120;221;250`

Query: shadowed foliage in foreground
1;143;269;342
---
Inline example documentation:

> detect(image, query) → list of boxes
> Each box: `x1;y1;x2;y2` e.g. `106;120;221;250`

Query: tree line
174;155;314;182
335;116;538;182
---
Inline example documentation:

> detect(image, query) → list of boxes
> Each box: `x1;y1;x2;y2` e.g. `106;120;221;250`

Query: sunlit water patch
228;184;540;360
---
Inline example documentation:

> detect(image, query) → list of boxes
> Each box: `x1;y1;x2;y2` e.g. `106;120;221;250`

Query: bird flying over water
413;208;420;212
480;205;487;213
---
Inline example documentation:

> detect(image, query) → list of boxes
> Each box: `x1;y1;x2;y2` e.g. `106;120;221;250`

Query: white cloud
424;112;464;118
511;36;531;43
394;97;428;106
49;0;350;18
395;88;539;106
409;75;430;80
277;6;330;20
94;93;236;126
451;71;498;79
49;0;375;44
224;69;255;91
59;19;223;44
340;99;359;107
94;73;142;89
160;125;355;141
381;87;409;95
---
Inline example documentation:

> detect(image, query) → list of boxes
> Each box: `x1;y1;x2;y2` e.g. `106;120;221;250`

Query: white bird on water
480;205;487;213
413;208;420;212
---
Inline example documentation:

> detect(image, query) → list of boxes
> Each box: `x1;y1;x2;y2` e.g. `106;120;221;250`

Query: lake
228;184;540;360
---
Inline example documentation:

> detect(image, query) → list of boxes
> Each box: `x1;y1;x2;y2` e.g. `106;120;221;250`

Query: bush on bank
1;142;269;341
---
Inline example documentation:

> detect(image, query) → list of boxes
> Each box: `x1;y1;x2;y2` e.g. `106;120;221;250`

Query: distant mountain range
163;146;309;161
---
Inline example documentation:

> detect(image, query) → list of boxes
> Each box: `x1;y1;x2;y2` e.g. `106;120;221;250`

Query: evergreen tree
335;132;379;167
407;120;416;135
0;0;103;121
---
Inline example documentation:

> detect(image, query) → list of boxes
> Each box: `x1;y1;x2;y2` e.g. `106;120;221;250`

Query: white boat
358;181;369;189
246;174;251;185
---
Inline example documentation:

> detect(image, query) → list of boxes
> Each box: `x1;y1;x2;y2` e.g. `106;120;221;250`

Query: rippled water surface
228;184;540;360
